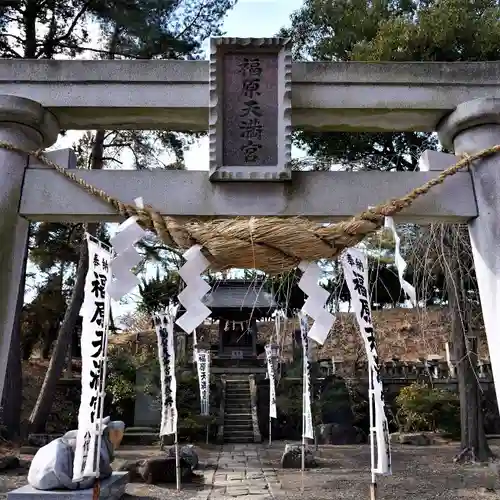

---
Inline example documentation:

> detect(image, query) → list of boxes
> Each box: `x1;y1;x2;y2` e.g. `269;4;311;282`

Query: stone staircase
223;378;254;443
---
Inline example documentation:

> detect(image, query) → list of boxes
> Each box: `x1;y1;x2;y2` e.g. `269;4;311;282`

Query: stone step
224;417;252;423
212;367;266;374
224;412;252;417
121;432;158;446
224;427;254;434
224;436;255;443
123;426;157;434
224;425;253;431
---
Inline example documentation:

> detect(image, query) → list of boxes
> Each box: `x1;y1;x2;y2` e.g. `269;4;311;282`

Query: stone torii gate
0;38;500;406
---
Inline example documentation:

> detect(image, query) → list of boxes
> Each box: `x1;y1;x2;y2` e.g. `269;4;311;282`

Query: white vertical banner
274;313;282;346
154;313;178;436
196;349;210;416
265;345;277;419
341;248;392;475
73;235;112;481
445;342;455;377
298;313;314;440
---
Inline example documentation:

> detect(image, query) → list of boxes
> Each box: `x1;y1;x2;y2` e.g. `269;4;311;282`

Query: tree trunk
29;241;89;432
445;250;491;462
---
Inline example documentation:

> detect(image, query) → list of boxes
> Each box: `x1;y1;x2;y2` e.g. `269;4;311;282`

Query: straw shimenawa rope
8;142;500;274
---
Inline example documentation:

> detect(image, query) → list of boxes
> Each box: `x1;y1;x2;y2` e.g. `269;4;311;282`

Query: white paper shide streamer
384;217;417;307
298;313;314;440
176;245;211;334
108;198;146;301
298;261;335;345
265;345;277;419
73;236;112;481
154;314;178;436
341;248;391;475
196;350;210;416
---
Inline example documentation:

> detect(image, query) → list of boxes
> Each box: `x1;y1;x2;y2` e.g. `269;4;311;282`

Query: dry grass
111;307;490;363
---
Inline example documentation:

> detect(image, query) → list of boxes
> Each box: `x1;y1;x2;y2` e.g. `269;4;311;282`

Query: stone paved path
205;444;280;500
123;444;282;500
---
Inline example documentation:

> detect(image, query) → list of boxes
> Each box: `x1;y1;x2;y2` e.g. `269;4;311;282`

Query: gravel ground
2;442;500;499
262;442;500;500
116;444;219;500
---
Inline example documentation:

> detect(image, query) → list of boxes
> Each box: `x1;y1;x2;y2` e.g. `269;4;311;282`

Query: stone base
7;472;128;500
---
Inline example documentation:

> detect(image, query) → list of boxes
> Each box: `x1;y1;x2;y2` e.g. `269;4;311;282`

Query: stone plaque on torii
1;40;500;408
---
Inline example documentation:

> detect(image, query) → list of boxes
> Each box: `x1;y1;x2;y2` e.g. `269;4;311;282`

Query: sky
35;0;308;323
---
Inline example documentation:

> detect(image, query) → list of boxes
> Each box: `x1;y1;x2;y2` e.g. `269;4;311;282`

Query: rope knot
461;152;472;167
136;207;196;250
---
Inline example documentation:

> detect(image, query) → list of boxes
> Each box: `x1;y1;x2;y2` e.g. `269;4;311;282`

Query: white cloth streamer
108;197;146;300
384;217;417;307
297;261;335;345
176;245;211;334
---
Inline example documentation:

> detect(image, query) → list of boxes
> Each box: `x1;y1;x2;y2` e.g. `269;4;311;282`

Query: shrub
106;344;157;421
395;382;460;437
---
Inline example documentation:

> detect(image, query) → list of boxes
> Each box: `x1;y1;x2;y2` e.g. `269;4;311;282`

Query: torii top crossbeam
2;38;500;409
2;58;500;132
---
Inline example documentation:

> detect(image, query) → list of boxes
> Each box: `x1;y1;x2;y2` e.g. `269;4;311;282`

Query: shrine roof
202;280;277;311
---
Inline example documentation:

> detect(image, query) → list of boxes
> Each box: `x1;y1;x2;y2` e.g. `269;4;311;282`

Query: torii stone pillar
438;97;500;411
0;96;58;402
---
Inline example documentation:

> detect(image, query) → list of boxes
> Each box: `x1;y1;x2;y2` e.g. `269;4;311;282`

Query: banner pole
175;431;181;491
301;354;306;473
368;363;377;499
269;414;272;446
92;479;100;500
301;381;306;494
